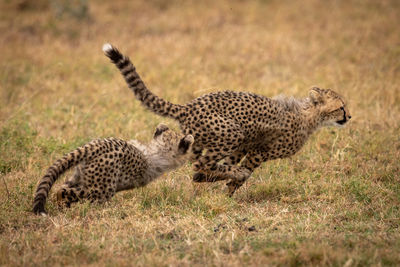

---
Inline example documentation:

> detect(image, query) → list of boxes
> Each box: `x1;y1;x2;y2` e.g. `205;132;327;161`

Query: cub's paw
56;188;66;203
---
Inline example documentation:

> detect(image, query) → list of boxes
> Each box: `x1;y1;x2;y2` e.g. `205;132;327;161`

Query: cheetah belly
115;168;148;192
262;135;306;160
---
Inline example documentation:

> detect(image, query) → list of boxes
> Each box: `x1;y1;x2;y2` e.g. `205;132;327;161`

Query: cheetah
32;124;194;215
103;43;351;196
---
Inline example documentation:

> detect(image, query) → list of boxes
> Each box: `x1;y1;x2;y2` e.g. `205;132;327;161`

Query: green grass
1;0;399;266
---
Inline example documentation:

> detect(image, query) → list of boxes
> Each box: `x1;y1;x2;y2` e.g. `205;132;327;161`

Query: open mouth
336;119;347;125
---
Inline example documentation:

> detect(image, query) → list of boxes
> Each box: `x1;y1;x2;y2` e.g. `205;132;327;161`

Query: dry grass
1;0;399;266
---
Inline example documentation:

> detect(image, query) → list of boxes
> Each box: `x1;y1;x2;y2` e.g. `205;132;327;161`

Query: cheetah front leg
226;152;265;196
193;149;247;182
223;149;247;166
56;166;85;208
192;148;251;185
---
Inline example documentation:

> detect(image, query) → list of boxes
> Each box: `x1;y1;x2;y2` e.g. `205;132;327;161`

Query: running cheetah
103;43;351;196
32;124;194;215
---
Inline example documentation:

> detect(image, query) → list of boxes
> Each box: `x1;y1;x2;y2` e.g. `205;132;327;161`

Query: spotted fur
104;44;351;196
32;124;194;215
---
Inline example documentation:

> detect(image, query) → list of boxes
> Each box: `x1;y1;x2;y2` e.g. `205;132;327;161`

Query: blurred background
1;0;399;139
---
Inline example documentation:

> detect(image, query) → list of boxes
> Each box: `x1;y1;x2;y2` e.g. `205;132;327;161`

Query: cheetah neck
129;140;185;181
300;102;323;135
273;95;311;114
273;95;321;135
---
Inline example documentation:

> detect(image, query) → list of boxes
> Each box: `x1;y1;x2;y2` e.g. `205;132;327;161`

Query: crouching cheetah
32;124;194;215
103;43;351;196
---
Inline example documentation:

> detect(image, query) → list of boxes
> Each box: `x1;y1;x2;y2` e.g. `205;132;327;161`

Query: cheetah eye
340;107;344;111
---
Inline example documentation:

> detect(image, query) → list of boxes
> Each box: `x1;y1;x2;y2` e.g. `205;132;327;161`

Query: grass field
1;0;399;266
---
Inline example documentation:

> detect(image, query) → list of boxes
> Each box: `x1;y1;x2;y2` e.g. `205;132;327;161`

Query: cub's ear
178;135;194;154
154;124;169;138
309;87;324;105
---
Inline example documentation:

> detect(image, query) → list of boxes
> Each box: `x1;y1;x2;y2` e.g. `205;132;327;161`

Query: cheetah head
309;87;351;127
152;123;194;162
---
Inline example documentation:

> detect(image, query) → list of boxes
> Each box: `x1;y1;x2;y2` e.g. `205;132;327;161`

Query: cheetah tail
102;43;184;121
32;143;97;215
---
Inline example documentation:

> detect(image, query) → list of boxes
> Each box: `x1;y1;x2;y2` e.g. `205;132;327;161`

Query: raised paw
56;188;71;208
56;188;66;203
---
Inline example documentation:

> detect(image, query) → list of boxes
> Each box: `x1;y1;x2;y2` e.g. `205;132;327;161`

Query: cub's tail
32;139;115;215
103;43;184;121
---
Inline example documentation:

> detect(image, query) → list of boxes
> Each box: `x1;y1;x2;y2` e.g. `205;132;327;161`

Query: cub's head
309;87;351;127
151;123;194;166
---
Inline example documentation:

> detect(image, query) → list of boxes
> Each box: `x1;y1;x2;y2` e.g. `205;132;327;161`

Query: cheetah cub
33;124;194;215
103;44;351;196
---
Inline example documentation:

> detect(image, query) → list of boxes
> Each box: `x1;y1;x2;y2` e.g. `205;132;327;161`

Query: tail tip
33;203;47;216
102;43;113;54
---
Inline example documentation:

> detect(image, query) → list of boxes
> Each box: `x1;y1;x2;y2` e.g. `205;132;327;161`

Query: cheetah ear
309;87;324;105
178;135;194;154
154;124;169;138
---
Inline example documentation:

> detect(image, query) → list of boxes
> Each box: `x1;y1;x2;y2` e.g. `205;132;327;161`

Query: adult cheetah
103;43;351;196
33;124;194;215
